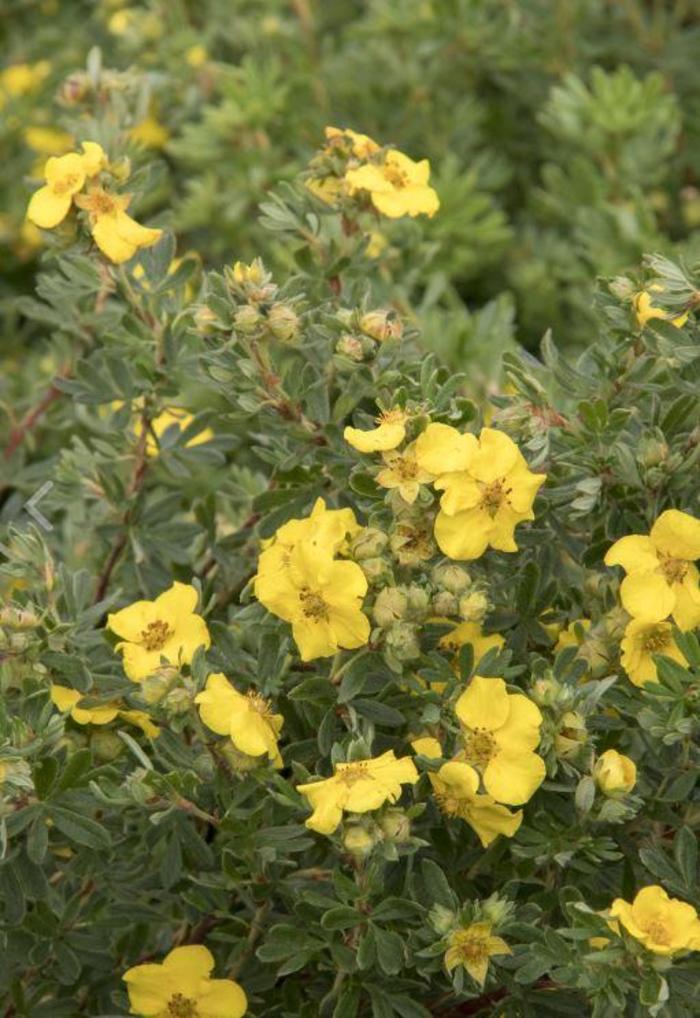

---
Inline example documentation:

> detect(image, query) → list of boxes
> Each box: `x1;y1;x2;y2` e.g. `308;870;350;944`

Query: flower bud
359;309;403;343
351;527;388;561
0;605;40;629
638;436;669;468
359;557;392;584
429;904;457;935
110;156;131;183
372;586;408;627
531;676;563;708
384;622;420;662
59;73;89;105
405;583;430;618
594;749;636;796
378;808;411;843
90;731;124;762
432;590;459;617
194;306;219;335
124;767;153;804
234;304;262;334
555;711;588;759
140;668;178;704
342;824;376;858
232;259;266;287
335;334;366;361
431;563;471;595
459;591;489;623
162;685;194;715
267;303;299;343
219;742;260;773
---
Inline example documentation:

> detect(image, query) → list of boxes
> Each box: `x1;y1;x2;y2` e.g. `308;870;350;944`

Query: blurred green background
3;0;700;365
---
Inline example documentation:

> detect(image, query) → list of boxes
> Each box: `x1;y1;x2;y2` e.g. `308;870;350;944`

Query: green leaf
47;806;111;850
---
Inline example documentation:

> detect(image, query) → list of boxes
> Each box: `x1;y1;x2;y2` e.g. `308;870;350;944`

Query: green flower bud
234;304;262;334
90;731;124;762
352;527;389;560
335;334;366;361
431;563;472;595
193;305;219;335
429;904;457;935
458;591;489;623
555;710;588;759
342;824;376;858
0;605;40;629
360;557;392;584
373;586;408;627
267;303;299;343
405;583;431;617
384;621;420;661
432;590;459;617
219;742;260;773
359;309;403;343
378;808;411;843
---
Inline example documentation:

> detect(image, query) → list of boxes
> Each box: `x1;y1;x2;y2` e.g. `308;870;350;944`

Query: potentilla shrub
1;115;700;1018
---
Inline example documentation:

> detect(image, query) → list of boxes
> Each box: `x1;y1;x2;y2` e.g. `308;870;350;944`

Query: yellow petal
122;962;170;1013
483;750;545;805
619;572;675;622
604;535;658;573
650;510;700;560
493;694;542;754
50;685;81;711
437;760;480;798
465;799;522;847
117;643;163;683
26;185;72;229
455;676;510;732
411;736;442;759
470;428;519;483
154;581;199;624
344;421;405;452
672;571;700;631
434;507;492;560
91;215;137;263
198;979;248;1018
107;600;158;642
415;423;476;474
113;209;162;249
43;152;86;190
162;944;214;996
80;141;107;176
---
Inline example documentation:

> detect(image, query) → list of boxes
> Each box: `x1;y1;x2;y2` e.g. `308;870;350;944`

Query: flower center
645;919;671;946
140;619;173;652
338;762;369;786
658;555;688;585
376;408;407;426
246;690;273;717
641;626;671;653
166;994;200;1018
435;793;463;818
479;480;507;516
53;173;79;195
87;190;117;216
384;164;408;189
462;728;498;767
449;929;488;963
299;587;329;621
393;456;418;480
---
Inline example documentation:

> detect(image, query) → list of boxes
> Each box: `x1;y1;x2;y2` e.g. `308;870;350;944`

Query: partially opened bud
594;749;636;796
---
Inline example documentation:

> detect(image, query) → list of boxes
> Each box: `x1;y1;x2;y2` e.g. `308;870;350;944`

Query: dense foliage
2;4;700;1018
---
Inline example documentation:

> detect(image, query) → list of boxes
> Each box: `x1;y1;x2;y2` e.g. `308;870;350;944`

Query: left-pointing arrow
24;480;54;532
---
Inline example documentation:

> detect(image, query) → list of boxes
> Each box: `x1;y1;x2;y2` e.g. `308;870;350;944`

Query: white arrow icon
24;481;54;532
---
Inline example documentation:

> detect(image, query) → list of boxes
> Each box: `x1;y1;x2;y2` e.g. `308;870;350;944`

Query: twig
228;902;270;979
3;378;65;462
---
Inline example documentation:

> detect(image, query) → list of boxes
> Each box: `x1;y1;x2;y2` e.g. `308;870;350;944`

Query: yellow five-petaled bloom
74;186;162;264
26;141;106;229
376;442;435;504
345;148;439;219
620;618;687;686
123;944;247;1017
415;424;546;561
444;921;511;986
429;760;523;847
605;509;700;630
297;750;418;834
254;500;369;662
50;684;159;738
609;886;700;956
106;581;211;682
455;676;546;805
195;672;283;767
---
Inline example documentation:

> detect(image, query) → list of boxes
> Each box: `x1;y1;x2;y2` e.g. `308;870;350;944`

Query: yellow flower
74;186;162;264
145;407;214;457
429;761;522;848
344;408;408;453
306;176;346;206
130;114;170;149
297;750;418;835
255;541;369;661
123;944;247;1017
267;497;360;555
620;618;687;686
439;621;504;663
50;685;160;737
24;126;73;156
424;427;546;561
594;749;636;795
376;442;435;504
195;672;283;767
345;149;439;218
50;684;120;725
79;140;108;177
411;735;443;759
0;61;50;100
455;676;545;805
634;288;688;329
324;126;380;160
444;921;511;985
26;152;86;229
106;581;211;682
605;509;700;630
415;422;477;475
609;886;700;956
185;44;208;68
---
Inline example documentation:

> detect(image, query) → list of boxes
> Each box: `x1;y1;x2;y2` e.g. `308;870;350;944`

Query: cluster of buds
226;259;301;344
636;429;685;490
334;306;403;365
141;667;194;715
372;583;430;670
342;807;414;862
531;674;590;764
350;527;391;585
